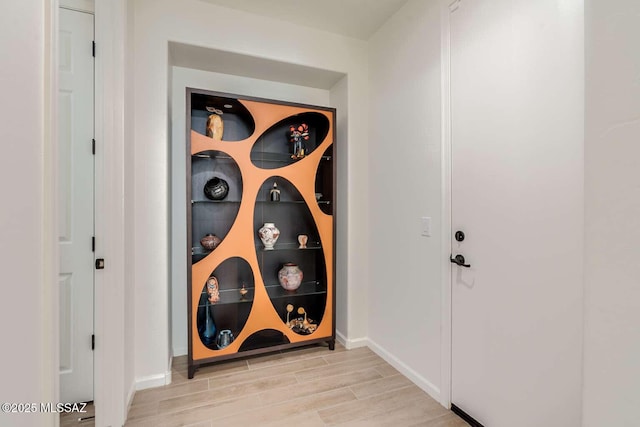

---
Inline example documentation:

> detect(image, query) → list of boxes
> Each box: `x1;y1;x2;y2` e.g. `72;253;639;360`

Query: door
58;7;95;404
449;1;583;426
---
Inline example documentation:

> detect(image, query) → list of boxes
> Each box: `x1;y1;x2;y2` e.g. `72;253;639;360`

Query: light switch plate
421;217;431;237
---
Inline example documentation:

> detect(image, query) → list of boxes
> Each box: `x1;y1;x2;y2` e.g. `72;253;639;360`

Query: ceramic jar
203;177;229;200
278;263;303;291
216;329;234;349
258;222;280;250
200;233;221;250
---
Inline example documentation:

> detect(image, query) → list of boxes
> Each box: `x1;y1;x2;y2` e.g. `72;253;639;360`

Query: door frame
439;0;457;410
48;0;130;425
93;0;129;424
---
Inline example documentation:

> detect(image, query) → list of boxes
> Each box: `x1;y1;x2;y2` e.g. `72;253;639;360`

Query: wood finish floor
62;344;468;426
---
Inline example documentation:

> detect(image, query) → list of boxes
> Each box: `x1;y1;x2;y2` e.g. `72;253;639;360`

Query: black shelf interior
190;93;255;141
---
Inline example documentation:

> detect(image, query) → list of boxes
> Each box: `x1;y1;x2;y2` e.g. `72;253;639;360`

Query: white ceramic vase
258;222;280;250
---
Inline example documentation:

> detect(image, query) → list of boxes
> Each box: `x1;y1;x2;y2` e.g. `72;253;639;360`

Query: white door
449;1;583;426
59;7;95;404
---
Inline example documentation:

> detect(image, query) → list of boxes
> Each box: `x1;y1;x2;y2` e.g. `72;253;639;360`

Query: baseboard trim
366;338;441;402
451;404;484;427
135;372;170;391
336;330;368;349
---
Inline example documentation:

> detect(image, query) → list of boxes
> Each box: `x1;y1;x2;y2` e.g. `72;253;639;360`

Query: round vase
258;222;280;250
200;233;221;250
278;263;303;291
203;177;229;200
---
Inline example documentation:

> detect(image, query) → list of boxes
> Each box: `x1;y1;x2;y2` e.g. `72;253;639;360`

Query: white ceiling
197;0;409;40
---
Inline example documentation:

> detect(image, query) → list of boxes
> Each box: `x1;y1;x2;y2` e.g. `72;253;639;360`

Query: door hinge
91;334;95;350
92;139;96;155
92;41;95;57
92;236;95;252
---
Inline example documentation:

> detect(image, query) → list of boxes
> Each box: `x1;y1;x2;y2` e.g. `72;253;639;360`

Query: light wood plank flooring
63;344;468;426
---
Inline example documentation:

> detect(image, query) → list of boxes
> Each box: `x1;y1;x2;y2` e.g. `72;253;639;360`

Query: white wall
124;0;137;413
0;1;57;426
170;66;335;356
330;75;354;342
133;0;369;385
583;1;640;425
366;0;443;398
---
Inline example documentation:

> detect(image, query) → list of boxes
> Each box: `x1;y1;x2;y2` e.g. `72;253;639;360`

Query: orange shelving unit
186;89;336;378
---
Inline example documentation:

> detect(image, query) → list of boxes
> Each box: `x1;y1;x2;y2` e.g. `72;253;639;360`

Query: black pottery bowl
204;177;229;200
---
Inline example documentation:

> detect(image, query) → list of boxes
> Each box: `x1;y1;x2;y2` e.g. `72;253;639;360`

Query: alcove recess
186;88;336;378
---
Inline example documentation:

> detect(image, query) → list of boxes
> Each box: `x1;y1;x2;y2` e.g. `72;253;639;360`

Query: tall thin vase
199;299;217;348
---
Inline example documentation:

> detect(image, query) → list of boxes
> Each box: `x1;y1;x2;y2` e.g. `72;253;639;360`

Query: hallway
123;345;466;426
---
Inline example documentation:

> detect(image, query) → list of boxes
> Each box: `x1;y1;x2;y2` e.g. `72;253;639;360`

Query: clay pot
203;177;229;200
216;329;234;349
278;263;303;291
200;234;221;251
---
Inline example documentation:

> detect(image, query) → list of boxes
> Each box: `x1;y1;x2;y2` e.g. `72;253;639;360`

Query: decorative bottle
269;182;281;202
199;299;217;348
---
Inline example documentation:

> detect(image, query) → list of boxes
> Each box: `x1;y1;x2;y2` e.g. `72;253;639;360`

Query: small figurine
239;283;248;298
206;276;220;303
286;304;294;327
298;307;309;327
269;182;281;202
289;123;309;160
205;108;224;140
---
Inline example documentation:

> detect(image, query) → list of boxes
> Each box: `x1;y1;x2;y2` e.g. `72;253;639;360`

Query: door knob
450;254;471;268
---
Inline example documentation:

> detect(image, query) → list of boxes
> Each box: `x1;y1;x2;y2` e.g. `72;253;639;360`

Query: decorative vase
199;299;217;348
298;234;308;249
200;233;221;250
258;222;280;250
215;329;234;349
204;177;229;200
278;263;303;291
